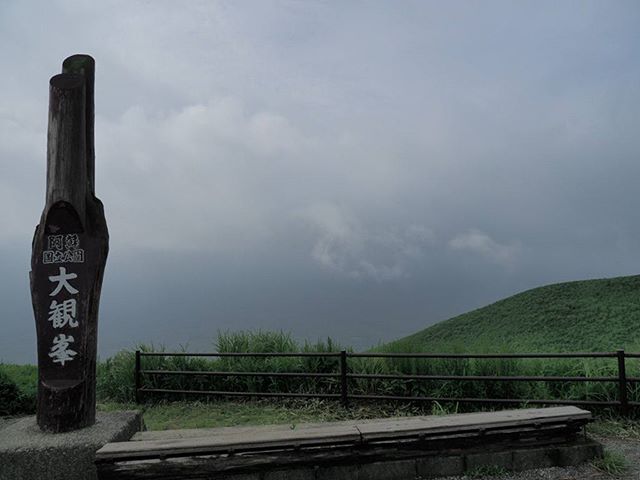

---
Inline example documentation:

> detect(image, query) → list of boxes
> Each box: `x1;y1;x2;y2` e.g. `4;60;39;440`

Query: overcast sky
2;1;640;363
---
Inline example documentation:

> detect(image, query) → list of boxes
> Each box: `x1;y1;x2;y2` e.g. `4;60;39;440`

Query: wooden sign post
30;54;109;432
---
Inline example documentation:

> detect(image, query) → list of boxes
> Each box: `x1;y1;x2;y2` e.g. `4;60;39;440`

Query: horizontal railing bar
135;350;640;413
138;388;340;399
141;370;339;378
349;352;618;359
348;394;620;407
139;352;342;358
347;373;619;383
138;351;632;359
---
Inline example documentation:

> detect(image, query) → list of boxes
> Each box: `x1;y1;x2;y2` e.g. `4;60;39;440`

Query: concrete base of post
0;410;143;480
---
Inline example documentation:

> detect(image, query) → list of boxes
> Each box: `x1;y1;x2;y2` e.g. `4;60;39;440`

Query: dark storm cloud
2;1;640;362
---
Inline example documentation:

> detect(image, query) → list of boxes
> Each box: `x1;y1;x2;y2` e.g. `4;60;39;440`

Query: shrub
0;370;34;416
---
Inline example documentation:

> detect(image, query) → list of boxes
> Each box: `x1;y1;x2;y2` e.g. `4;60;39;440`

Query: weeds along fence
133;349;640;415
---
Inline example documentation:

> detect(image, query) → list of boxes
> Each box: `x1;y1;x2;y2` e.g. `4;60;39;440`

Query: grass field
383;274;640;354
4;333;638;417
99;399;640;438
97;398;427;431
5;275;640;417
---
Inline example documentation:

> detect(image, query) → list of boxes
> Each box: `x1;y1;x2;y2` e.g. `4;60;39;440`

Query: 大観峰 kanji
48;267;79;296
48;299;78;328
49;334;78;366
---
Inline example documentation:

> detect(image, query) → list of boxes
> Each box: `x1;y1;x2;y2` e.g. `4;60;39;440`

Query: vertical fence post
134;350;141;404
340;350;349;408
617;349;629;416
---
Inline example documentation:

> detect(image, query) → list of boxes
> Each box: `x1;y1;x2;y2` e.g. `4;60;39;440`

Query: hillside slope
385;275;640;353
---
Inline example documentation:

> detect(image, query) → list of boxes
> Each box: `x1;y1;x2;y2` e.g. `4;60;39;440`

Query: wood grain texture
96;408;593;479
30;55;108;433
45;73;87;222
96;407;590;461
62;54;95;195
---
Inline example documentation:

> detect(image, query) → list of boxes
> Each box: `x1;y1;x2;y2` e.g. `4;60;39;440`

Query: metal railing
134;349;640;414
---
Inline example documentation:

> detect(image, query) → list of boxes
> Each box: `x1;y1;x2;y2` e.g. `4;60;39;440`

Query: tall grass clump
96;329;640;413
98;331;345;403
364;338;632;412
98;343;217;403
213;331;343;396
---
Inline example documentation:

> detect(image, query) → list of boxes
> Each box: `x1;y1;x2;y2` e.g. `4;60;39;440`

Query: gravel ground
431;436;640;480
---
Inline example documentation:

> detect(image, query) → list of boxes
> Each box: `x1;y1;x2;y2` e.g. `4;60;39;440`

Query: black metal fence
134;349;640;414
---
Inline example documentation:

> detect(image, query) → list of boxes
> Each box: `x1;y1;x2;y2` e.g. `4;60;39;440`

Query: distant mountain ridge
384;275;640;353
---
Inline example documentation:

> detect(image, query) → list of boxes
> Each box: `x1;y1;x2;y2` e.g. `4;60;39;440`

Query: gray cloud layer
2;1;640;362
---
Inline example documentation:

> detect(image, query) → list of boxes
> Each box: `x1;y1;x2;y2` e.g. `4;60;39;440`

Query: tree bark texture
30;55;109;432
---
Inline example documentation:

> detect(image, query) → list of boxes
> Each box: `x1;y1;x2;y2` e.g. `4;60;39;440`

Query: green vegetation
588;416;640;439
384;275;640;354
96;331;346;404
0;364;37;399
99;399;640;435
90;331;610;407
3;328;640;416
592;449;628;476
1;331;347;413
97;398;422;431
0;370;34;416
5;275;640;417
89;329;640;411
465;464;509;477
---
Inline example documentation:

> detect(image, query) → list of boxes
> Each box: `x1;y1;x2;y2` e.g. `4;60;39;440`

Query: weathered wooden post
30;54;109;432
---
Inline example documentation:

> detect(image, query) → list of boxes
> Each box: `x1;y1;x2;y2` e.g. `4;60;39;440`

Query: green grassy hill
385;275;640;353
